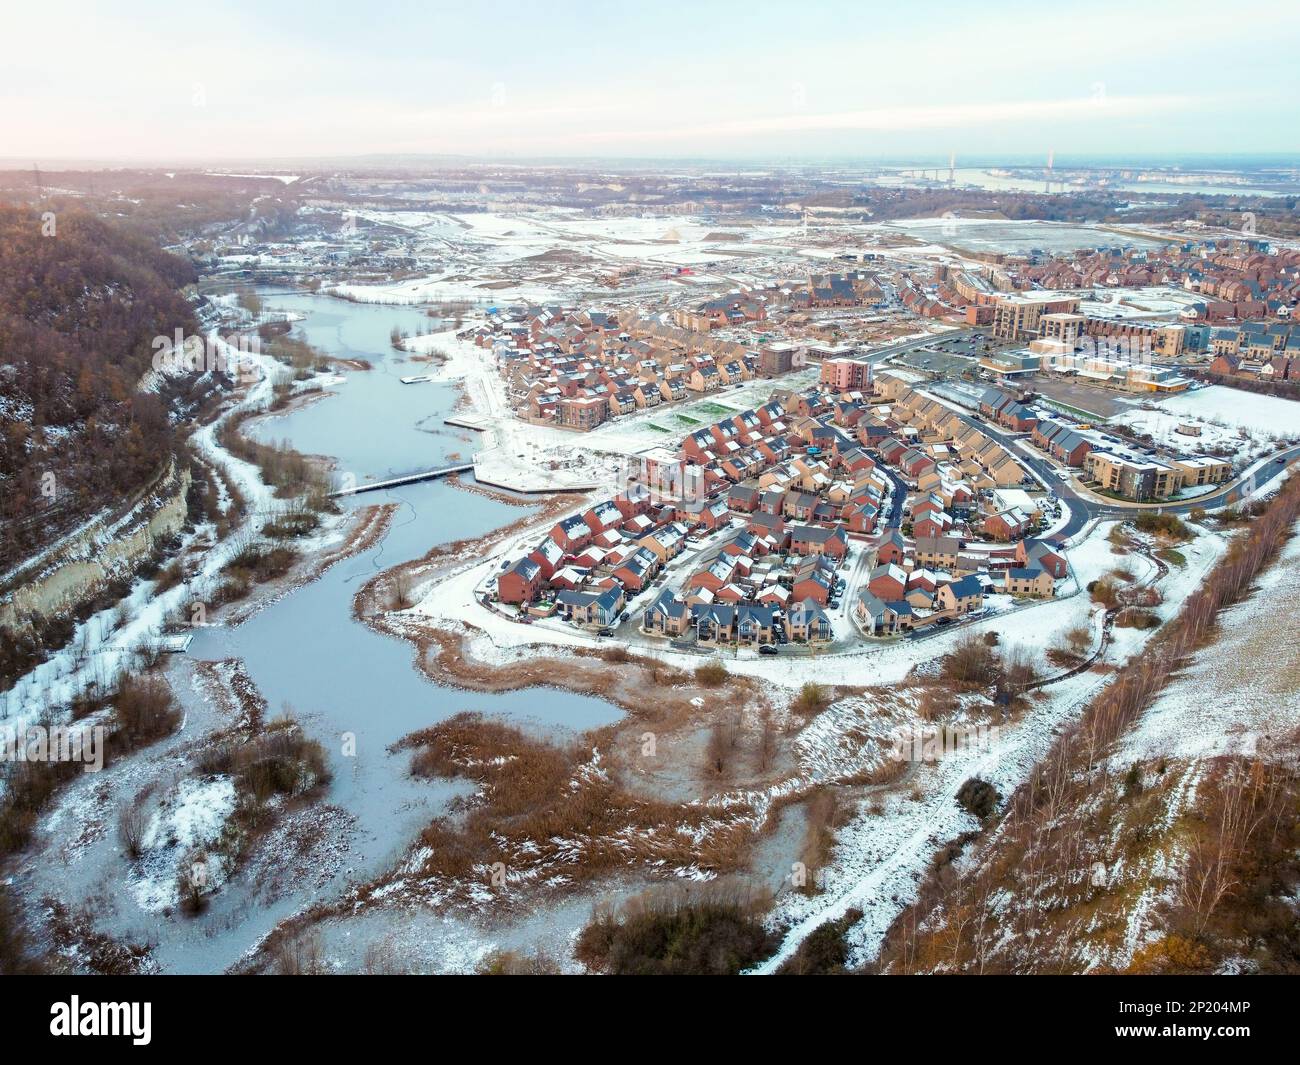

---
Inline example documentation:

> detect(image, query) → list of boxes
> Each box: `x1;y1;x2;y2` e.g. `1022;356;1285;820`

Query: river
22;291;622;974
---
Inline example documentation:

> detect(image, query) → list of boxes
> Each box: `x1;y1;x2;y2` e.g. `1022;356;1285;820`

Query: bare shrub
694;660;727;687
360;937;412;975
112;675;181;750
0;884;44;973
387;568;413;611
1116;607;1161;630
955;777;1000;819
797;790;839;894
705;717;740;777
176;850;210;916
478;949;561;975
755;706;777;772
1089;576;1120;608
270;928;327;975
941;633;998;688
918;685;957;721
777;908;863;975
792;681;831;716
575;883;776;975
1000;643;1039;689
1134;511;1191;541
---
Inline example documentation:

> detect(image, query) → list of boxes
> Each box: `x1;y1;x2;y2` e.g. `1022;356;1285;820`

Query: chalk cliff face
0;462;191;629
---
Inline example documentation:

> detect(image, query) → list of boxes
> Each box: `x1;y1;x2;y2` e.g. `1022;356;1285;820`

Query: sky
3;0;1299;163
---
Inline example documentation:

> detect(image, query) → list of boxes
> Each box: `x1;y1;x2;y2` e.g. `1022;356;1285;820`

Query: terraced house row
642;542;837;646
469;304;760;431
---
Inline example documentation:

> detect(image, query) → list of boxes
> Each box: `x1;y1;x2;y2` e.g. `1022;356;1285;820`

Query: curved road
853;328;1297;535
943;406;1300;539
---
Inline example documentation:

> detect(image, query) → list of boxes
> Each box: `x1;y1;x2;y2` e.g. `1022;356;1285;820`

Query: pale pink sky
2;0;1295;161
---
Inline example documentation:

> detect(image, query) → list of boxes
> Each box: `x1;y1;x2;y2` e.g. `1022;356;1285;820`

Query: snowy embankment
1117;521;1300;766
0;337;282;733
746;520;1226;974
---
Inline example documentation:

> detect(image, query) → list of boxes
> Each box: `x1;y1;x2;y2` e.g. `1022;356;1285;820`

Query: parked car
759;644;779;656
596;627;614;637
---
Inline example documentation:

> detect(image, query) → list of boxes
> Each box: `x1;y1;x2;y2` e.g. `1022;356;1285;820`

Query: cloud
564;94;1202;146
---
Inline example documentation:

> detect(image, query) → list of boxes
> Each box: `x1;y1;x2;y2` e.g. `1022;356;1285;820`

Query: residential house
1015;539;1068;579
786;599;833;642
550;513;593;553
868;562;907;601
643;590;689;637
934;574;984;616
788;524;848;559
555;585;626;626
497;557;543;605
1004;566;1054;598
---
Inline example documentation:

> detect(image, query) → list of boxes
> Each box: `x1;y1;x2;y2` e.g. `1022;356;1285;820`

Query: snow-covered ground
1109;403;1296;467
130;775;237;913
1117;522;1300;765
0;337;339;737
748;519;1228;973
1147;385;1300;438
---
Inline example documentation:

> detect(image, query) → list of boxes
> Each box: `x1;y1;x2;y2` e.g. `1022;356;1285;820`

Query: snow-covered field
1109;401;1297;469
1147;385;1300;438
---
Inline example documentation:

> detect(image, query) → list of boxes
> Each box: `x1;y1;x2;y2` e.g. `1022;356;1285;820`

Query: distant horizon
4;151;1300;172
